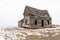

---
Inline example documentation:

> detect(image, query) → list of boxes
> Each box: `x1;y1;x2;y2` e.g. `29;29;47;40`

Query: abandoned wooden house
18;6;52;29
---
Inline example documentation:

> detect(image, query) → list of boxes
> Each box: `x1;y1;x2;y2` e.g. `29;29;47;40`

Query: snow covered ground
0;25;60;40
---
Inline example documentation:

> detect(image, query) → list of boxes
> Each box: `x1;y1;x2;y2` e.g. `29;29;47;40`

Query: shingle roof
24;6;48;15
18;19;24;22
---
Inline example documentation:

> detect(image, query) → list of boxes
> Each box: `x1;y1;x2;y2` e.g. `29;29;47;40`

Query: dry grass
26;35;60;40
0;25;60;40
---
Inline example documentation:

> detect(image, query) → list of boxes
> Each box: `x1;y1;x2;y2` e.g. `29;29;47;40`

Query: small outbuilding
18;6;52;29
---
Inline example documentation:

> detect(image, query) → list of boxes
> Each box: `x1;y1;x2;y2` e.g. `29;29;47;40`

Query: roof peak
25;6;47;11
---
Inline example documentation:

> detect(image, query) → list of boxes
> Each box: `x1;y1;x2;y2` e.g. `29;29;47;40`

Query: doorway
47;20;49;25
41;20;44;27
35;19;37;25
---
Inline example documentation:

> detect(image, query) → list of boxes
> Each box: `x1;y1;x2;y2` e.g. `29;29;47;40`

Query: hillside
0;25;60;40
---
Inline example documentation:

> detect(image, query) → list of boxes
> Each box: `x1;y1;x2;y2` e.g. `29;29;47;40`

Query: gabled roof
24;6;49;16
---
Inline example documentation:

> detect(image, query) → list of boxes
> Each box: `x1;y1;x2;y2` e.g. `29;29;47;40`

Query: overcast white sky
0;0;60;27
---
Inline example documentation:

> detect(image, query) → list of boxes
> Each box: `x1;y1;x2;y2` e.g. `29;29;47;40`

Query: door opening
35;19;37;25
47;20;49;25
41;20;44;27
